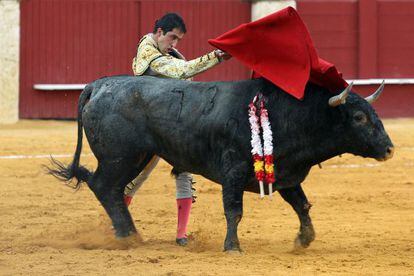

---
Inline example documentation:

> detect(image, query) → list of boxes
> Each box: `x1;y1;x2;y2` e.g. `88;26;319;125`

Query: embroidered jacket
132;34;220;79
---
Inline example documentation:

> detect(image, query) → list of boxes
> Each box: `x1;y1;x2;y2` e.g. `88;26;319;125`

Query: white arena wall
251;0;296;21
0;0;19;124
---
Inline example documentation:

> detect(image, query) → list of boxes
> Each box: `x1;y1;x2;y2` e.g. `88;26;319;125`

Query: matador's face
156;27;185;54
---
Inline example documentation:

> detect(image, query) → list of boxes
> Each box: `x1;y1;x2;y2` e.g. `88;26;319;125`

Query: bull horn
365;80;385;104
328;82;354;107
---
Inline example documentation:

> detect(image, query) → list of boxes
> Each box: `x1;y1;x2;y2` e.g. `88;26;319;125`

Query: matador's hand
214;49;232;61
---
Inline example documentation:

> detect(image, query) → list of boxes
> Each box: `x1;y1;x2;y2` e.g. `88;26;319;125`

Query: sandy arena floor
0;119;413;275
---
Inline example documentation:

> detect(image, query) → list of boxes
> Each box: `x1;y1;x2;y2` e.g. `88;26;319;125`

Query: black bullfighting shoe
175;237;188;246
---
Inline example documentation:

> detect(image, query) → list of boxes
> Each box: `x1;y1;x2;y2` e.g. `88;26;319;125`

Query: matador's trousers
123;156;194;199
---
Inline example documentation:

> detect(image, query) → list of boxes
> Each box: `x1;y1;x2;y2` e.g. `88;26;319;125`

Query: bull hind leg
88;155;153;238
278;185;315;248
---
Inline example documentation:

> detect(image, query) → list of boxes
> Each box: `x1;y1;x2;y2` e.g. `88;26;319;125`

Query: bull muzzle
376;146;395;161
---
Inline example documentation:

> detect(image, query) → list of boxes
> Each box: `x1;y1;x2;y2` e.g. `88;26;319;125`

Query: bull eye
353;111;367;124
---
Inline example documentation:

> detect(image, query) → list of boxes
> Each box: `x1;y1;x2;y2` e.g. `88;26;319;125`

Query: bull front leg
222;185;243;252
278;185;315;248
221;160;248;252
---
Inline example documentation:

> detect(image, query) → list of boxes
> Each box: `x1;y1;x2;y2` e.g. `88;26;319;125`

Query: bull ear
328;82;353;107
365;80;385;104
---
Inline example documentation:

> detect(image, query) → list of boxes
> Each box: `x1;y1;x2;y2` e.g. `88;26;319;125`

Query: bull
48;75;394;252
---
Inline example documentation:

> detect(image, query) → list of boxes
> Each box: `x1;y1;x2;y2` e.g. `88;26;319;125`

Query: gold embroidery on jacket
132;34;219;80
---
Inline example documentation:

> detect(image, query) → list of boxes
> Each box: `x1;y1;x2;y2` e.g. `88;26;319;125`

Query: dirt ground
0;119;413;275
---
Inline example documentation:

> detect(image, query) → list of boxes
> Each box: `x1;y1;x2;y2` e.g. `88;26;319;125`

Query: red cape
208;7;348;100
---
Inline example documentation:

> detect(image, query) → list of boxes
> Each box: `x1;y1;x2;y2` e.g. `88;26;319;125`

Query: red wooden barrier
19;0;251;119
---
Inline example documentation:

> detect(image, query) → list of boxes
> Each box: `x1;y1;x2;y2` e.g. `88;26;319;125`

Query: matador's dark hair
153;12;187;34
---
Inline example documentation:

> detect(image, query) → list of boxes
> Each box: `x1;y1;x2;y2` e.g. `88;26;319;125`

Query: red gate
20;0;251;119
297;0;414;117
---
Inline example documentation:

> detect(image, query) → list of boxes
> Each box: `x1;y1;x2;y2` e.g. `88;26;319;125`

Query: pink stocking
176;198;192;239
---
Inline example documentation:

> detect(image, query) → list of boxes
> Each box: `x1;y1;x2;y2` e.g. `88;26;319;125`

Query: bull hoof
224;243;242;253
294;236;307;249
176;237;188;246
225;249;243;255
294;227;315;249
112;232;144;249
115;229;137;239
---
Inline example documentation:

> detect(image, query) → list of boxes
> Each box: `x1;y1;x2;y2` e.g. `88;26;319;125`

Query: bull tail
45;84;94;189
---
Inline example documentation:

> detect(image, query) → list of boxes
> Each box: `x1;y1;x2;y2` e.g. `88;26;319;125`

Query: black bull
48;76;394;251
